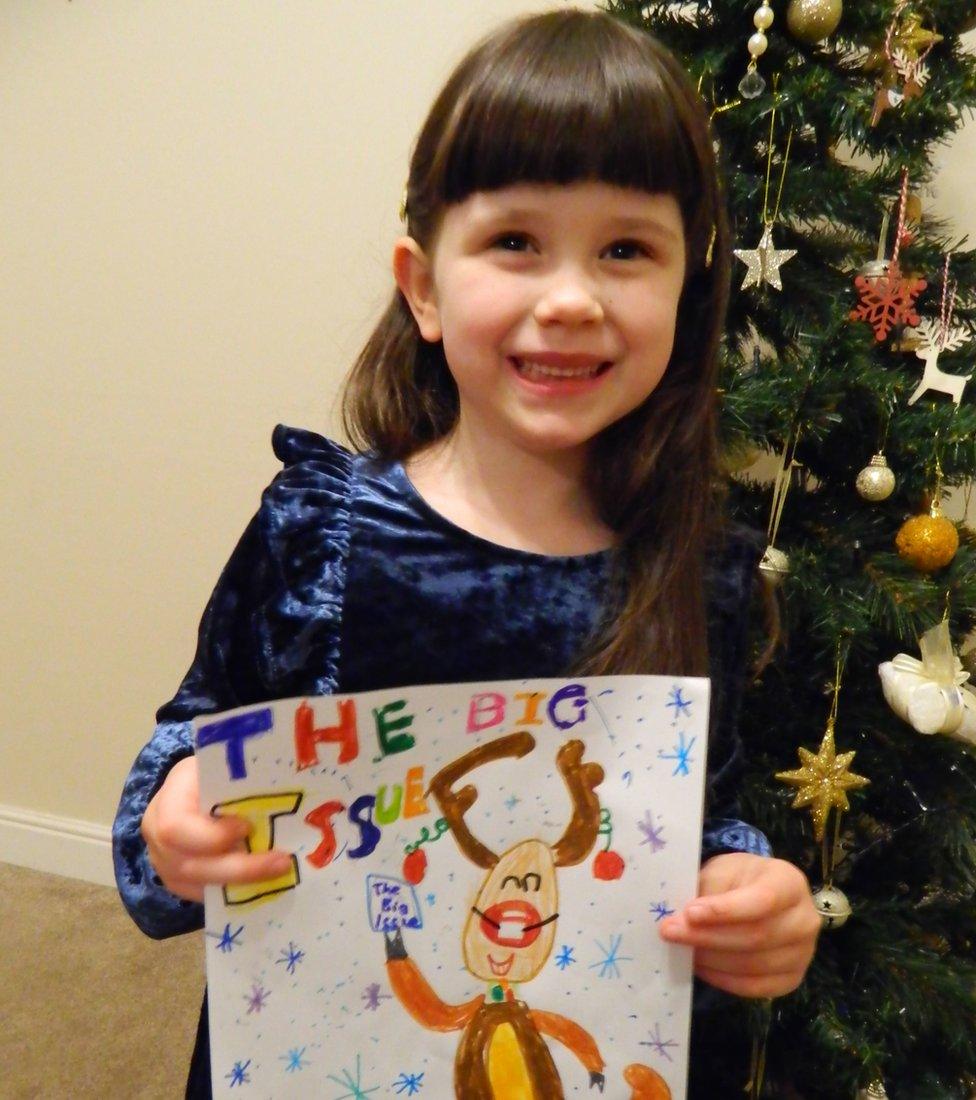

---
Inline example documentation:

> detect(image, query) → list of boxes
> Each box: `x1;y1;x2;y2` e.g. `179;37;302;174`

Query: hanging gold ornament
786;0;843;44
855;453;896;502
857;1083;890;1100
777;720;870;842
895;500;959;572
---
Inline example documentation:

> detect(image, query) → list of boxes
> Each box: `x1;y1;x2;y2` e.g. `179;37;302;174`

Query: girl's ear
392;237;442;343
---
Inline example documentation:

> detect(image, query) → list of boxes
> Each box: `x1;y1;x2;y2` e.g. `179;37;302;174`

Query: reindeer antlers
552;740;605;867
428;732;536;869
428;733;605;869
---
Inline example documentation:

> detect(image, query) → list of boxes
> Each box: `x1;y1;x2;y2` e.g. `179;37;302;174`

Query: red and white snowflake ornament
850;259;927;342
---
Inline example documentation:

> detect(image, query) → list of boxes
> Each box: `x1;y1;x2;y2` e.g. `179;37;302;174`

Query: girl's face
395;181;686;461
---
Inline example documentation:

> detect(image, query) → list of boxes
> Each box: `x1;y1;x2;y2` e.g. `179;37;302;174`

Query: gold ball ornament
895;502;959;572
812;883;852;929
855;453;896;502
786;0;843;44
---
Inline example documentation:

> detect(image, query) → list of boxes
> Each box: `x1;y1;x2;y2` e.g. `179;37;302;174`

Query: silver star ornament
734;224;797;291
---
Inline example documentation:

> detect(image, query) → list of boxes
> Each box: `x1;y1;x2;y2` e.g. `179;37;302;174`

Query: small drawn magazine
195;675;709;1099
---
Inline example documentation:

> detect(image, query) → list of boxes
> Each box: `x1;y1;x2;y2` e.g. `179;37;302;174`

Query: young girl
113;10;819;1097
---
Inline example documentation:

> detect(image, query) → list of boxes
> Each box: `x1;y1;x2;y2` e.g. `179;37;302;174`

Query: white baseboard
0;803;114;887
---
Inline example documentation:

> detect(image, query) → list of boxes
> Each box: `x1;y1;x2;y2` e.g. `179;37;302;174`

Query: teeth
516;359;604;379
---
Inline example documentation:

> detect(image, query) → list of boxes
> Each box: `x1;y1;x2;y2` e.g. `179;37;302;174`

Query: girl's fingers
660;906;817;951
686;879;796;925
693;943;813;978
694;963;804;999
181;849;294;887
148;810;250;857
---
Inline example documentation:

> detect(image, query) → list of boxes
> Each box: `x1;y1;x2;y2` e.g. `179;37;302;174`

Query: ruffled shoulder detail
257;425;356;694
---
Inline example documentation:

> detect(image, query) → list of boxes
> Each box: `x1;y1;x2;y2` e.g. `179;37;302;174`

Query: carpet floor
1;862;203;1099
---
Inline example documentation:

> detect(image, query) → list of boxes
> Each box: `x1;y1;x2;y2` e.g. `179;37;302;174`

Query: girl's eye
491;232;532;252
604;239;651;261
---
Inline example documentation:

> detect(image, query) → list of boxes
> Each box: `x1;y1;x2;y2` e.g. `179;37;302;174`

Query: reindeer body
384;732;672;1100
907;317;972;406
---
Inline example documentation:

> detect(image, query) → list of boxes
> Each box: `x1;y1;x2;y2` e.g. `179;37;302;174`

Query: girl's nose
533;274;604;326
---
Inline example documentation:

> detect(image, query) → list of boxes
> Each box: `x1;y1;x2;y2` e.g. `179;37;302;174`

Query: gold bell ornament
786;0;843;44
895;499;959;572
855;453;896;502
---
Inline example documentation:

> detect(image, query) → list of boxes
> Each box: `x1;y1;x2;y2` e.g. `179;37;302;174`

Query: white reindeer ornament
906;316;972;406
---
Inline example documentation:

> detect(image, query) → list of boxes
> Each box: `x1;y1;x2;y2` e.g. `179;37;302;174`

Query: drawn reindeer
384;731;671;1100
907;316;972;406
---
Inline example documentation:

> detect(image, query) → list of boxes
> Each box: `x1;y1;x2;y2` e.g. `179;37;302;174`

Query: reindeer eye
501;875;523;891
522;873;542;892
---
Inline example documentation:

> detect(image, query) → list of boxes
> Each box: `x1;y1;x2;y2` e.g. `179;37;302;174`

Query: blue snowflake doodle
361;982;392;1011
277;941;306;975
659;732;696;777
640;1022;679;1062
327;1054;381;1099
650;901;675;922
554;944;576;970
281;1047;309;1073
637;811;667;852
208;922;244;953
244;983;270;1013
589;934;633;979
426;893;436;906
505;794;520;810
665;685;693;718
393;1070;425;1095
225;1060;250;1087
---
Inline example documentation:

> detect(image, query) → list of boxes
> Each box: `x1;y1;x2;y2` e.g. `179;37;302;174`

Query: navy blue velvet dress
112;425;769;1097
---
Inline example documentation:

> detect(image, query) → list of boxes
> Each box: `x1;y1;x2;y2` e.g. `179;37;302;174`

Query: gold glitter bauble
855;453;896;502
895;503;959;572
857;1083;890;1100
786;0;843;44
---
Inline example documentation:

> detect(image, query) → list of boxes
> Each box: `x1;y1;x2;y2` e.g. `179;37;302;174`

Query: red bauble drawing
593;849;626;880
402;848;427;884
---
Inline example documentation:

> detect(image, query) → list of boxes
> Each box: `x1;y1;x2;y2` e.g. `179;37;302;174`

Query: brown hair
342;9;731;677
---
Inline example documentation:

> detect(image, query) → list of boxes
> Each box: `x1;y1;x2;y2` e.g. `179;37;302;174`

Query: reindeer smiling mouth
473;902;559;948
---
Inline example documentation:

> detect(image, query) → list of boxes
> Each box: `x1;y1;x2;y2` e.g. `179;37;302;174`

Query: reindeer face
463;839;558;984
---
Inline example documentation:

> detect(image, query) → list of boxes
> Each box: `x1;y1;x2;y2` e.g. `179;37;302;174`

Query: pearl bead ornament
739;3;776;99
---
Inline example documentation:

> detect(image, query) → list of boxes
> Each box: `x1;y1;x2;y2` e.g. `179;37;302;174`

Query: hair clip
705;225;717;270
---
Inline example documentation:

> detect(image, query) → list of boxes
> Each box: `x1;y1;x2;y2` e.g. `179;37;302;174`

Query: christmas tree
606;2;976;1097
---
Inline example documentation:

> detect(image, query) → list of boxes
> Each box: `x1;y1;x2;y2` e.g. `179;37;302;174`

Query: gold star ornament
734;224;797;291
776;721;870;841
891;13;943;63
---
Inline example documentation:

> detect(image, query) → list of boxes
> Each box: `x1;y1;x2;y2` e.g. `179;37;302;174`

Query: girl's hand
658;852;820;998
141;756;292;903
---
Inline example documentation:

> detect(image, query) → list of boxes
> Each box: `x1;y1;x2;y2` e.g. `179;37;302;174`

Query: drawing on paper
382;732;671;1099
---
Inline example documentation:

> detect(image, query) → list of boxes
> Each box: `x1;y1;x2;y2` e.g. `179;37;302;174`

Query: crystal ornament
738;66;767;99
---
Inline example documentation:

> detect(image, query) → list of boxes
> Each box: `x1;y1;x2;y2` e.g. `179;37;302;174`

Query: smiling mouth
510;357;612;381
488;953;515;976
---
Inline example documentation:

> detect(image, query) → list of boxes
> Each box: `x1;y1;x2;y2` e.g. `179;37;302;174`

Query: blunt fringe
342;9;732;679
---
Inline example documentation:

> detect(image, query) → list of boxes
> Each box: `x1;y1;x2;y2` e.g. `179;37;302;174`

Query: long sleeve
112;426;354;939
111;515;276;938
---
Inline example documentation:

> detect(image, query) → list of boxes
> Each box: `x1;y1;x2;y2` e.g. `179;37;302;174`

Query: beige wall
2;3;974;834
